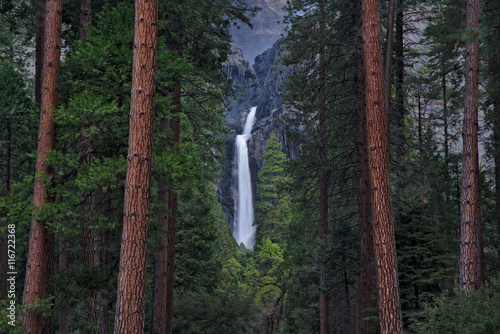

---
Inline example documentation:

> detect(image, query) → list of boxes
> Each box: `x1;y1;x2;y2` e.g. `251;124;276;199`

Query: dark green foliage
395;185;457;323
410;277;500;334
255;131;291;245
280;0;363;331
172;289;255;334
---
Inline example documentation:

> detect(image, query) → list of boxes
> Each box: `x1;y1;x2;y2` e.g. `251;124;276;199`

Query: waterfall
234;106;257;249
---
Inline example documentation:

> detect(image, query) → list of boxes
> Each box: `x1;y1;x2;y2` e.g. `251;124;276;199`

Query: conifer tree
361;0;403;331
460;0;481;293
255;131;291;245
22;0;62;330
113;0;157;331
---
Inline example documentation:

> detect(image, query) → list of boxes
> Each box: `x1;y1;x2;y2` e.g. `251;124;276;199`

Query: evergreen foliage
255;131;291;245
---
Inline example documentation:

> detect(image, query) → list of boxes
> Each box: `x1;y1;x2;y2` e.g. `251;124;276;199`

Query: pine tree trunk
491;26;500;261
151;113;179;334
165;82;181;334
79;0;91;42
113;0;157;330
361;0;403;332
35;0;45;105
495;103;500;259
22;0;62;330
151;156;170;334
318;0;329;332
354;1;376;331
1;122;10;302
384;0;396;137
394;0;404;190
58;236;68;334
460;0;480;293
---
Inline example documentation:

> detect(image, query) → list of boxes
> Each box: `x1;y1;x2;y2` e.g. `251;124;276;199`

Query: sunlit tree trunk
113;0;158;331
22;0;62;331
361;0;402;332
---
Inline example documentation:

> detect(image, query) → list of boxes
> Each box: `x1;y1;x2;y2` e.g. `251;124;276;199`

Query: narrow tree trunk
361;0;403;332
394;0;405;190
151;149;170;333
165;82;181;334
1;122;10;302
417;91;422;153
460;0;480;293
318;0;329;332
495;101;500;259
384;0;396;138
79;0;91;42
475;166;484;287
35;0;45;105
443;75;449;160
113;0;158;330
22;0;62;330
58;236;68;334
442;74;451;201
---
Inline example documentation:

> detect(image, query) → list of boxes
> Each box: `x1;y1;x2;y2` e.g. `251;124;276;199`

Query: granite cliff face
219;40;298;230
230;0;287;64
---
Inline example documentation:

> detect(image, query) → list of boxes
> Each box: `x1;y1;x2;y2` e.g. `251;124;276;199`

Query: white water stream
234;106;257;249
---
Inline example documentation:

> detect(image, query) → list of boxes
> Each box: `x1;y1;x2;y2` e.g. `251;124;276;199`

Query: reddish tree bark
22;0;62;331
361;0;403;332
113;0;158;331
460;0;480;293
355;2;377;331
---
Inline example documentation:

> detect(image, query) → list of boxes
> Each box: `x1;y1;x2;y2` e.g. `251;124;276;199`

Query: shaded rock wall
230;0;287;64
219;40;298;230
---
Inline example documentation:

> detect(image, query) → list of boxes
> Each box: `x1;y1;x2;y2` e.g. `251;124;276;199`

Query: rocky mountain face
218;39;299;230
230;0;288;64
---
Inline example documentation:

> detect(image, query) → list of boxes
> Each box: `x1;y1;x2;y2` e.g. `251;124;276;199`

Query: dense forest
1;0;500;332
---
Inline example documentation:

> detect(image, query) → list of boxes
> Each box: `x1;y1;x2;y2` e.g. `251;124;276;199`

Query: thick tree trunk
460;0;480;293
113;0;158;331
22;0;62;331
354;1;376;332
361;0;403;332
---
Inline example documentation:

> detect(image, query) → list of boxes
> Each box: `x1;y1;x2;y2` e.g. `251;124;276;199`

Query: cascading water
234;106;257;249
